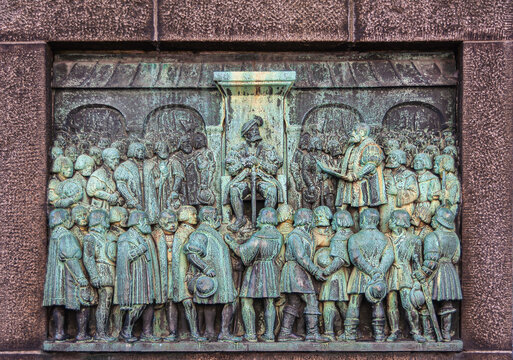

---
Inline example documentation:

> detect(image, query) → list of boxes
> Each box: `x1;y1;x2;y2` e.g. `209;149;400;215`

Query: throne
213;71;296;224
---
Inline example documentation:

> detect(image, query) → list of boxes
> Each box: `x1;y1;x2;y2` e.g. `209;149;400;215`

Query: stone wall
0;1;511;358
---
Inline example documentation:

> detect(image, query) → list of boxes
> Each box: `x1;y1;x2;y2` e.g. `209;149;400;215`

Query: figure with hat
83;209;117;342
225;207;283;342
414;207;462;342
87;148;122;211
433;155;461;216
312;206;334;249
317;123;387;212
184;206;241;342
43;208;96;342
114;142;159;224
342;208;393;342
411;153;441;238
385;210;425;343
379;149;419;232
224;115;284;231
278;208;329;343
314;210;353;341
107;206;128;338
116;210;154;342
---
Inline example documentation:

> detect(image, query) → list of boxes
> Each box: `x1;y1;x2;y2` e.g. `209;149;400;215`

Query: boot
386;309;400;342
338;317;358;342
406;309;426;343
441;314;452;342
277;312;303;342
183;300;207;342
421;313;436;342
372;318;386;342
304;315;330;343
76;308;92;342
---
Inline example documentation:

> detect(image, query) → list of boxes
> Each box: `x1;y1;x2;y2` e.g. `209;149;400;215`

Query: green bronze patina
43;52;462;352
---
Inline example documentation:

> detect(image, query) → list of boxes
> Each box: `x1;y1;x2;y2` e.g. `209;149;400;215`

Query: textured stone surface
158;0;348;42
354;0;513;41
460;41;513;350
0;0;153;41
0;44;50;350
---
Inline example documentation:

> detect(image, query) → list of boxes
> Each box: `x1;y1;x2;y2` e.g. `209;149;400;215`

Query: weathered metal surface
44;51;460;351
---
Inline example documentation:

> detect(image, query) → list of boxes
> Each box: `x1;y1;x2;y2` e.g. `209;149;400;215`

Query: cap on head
433;207;455;229
241;115;264;137
49;208;70;229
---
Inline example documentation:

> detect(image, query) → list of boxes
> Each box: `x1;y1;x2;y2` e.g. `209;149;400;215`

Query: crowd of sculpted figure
44;117;461;344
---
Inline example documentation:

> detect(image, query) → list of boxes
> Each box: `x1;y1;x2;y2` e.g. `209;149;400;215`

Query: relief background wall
0;0;511;358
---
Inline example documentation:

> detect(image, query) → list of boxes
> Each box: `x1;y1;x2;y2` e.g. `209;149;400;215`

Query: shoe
323;332;336;342
191;333;208;342
218;332;242;343
94;334;117;342
163;333;177;342
386;331;400;342
140;334;161;342
261;333;275;342
75;334;92;342
243;334;258;342
413;333;426;343
54;333;70;342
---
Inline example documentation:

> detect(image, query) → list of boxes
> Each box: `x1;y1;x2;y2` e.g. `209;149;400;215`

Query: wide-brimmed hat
365;278;387;304
194;275;218;298
409;283;425;309
434;207;455;229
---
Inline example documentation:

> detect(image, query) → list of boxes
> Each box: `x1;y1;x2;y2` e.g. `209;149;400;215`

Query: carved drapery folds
44;52;461;352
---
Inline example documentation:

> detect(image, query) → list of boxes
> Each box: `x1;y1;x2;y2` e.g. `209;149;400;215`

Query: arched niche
383;101;446;133
301;104;363;145
143;105;206;145
64;104;127;141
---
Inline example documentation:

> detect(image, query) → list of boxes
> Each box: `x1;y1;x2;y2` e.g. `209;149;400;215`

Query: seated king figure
224;115;284;231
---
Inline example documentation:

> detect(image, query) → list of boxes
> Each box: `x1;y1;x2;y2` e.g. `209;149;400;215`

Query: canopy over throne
214;71;296;224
